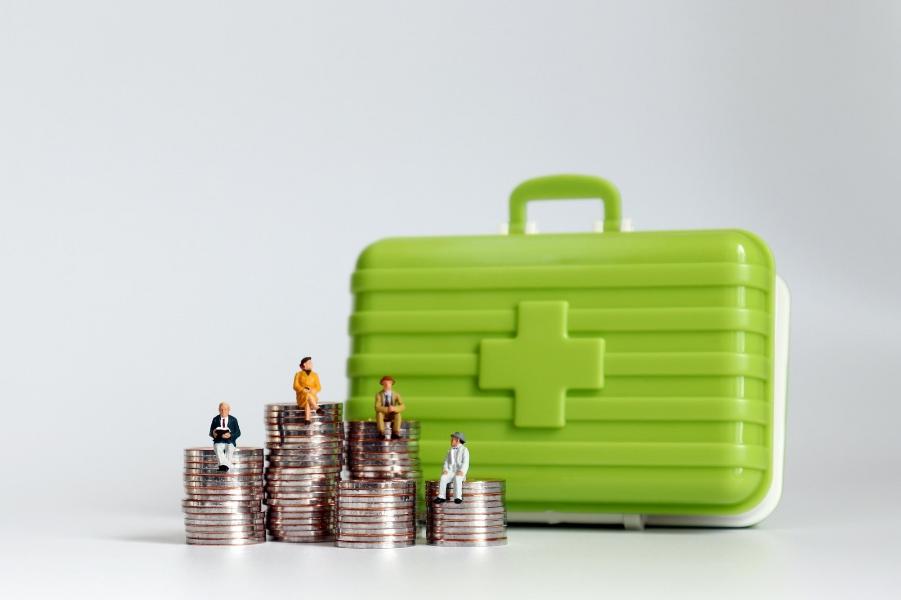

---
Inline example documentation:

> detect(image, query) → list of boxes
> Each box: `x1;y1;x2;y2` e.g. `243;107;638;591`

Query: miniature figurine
209;402;241;471
433;432;469;504
293;356;322;422
374;375;405;439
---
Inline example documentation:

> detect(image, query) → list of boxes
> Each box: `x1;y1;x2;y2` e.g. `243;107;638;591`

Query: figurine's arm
442;450;451;474
374;393;387;414
293;372;303;393
312;373;321;393
394;393;405;412
209;418;217;439
459;447;470;476
232;417;241;443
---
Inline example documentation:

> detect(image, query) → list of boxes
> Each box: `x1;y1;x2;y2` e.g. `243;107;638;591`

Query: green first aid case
346;175;790;528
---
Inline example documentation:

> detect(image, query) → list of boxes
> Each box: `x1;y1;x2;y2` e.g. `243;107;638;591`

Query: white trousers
214;443;235;468
438;472;465;500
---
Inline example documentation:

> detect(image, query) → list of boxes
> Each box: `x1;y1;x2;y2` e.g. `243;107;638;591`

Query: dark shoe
454;498;463;504
316;408;324;415
433;497;447;504
218;465;227;472
390;432;401;440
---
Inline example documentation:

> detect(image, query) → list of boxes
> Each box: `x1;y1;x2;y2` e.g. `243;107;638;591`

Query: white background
1;1;899;597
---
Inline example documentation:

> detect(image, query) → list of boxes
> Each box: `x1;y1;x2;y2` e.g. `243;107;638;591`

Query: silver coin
184;469;265;477
335;540;414;549
185;526;266;536
182;498;261;507
184;516;263;523
184;458;264;465
426;480;505;490
427;531;507;540
184;493;263;501
427;517;507;525
429;524;507;533
426;539;506;547
184;447;264;454
265;499;335;508
265;506;334;514
185;531;267;541
338;479;415;488
266;459;342;467
267;449;343;456
335;509;418;518
270;536;335;543
336;536;416;544
346;424;420;430
264;487;336;495
183;509;262;517
266;515;333;523
186;537;265;546
337;528;417;536
337;493;416;501
337;516;416;525
267;446;343;453
266;516;331;525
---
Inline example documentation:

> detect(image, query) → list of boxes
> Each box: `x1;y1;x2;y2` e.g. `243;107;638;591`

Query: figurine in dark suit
209;402;241;471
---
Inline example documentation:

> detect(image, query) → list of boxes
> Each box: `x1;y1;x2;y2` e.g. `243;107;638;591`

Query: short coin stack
336;479;417;548
426;479;507;546
264;403;343;542
346;421;421;481
182;447;265;546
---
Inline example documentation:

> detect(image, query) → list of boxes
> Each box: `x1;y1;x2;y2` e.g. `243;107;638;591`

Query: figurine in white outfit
433;432;470;504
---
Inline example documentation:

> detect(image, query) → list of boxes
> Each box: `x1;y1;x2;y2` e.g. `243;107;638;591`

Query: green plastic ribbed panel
346;179;776;517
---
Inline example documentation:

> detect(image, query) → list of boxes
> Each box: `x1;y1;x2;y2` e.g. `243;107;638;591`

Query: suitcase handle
508;174;622;234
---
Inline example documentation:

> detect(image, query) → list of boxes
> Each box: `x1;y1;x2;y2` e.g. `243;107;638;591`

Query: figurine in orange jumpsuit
374;375;405;439
293;356;322;422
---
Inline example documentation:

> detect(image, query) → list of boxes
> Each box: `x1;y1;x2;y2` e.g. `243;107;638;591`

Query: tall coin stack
335;479;417;548
346;421;421;481
264;403;343;542
426;479;507;546
182;447;265;546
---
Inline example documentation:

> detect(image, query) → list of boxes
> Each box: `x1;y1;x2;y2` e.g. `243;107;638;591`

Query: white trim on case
509;275;791;528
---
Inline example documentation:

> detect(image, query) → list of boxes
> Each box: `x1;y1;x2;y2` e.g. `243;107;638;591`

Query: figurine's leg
453;475;464;501
303;396;311;422
224;443;235;469
376;411;385;435
437;472;454;499
391;412;402;438
214;443;227;466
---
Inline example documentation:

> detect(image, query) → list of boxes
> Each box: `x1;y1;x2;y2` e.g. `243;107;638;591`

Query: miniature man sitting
374;375;405;439
434;432;469;504
293;356;322;422
209;402;241;471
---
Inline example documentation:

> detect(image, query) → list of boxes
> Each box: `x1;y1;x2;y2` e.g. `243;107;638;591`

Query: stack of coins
182;447;265;546
335;479;417;548
426;480;507;546
346;421;421;481
264;403;343;542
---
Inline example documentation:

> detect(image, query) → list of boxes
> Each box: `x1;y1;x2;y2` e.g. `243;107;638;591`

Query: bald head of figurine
218;402;230;418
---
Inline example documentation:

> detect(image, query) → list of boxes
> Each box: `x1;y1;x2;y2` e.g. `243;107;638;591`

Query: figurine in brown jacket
375;375;405;439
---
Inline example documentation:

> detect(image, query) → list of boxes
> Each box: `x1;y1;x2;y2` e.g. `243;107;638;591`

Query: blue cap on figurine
451;431;466;443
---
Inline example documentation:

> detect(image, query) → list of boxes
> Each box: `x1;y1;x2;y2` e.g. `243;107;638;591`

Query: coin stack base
336;479;417;549
183;447;266;546
265;403;343;543
426;480;507;547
